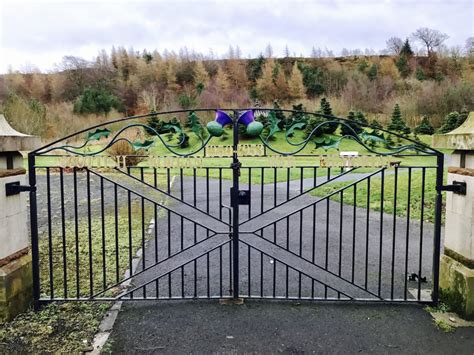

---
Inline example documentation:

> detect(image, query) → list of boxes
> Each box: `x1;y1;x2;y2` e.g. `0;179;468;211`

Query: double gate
28;108;444;307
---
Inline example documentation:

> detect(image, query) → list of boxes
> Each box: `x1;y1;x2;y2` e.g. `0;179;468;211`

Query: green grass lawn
312;168;446;224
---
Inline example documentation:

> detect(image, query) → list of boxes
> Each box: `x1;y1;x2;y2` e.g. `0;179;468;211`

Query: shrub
107;140;144;166
1;93;47;136
438;111;461;133
370;119;383;130
145;113;164;135
414;116;435;135
73;88;123;115
341;111;365;136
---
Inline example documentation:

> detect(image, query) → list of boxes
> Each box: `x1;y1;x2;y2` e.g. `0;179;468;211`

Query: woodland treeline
0;29;473;139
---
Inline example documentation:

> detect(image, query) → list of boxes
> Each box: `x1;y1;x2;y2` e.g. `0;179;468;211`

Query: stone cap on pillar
432;112;474;150
0;114;41;152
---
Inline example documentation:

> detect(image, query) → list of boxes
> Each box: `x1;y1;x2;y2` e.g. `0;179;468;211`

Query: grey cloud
1;0;472;72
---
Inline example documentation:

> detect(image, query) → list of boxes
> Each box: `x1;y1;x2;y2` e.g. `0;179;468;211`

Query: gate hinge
230;161;241;170
438;181;466;195
5;181;36;196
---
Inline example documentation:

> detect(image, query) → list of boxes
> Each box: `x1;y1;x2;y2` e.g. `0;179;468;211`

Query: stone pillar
433;112;474;320
0;114;39;321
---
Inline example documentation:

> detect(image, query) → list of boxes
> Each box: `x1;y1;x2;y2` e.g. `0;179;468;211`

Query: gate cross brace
240;233;380;300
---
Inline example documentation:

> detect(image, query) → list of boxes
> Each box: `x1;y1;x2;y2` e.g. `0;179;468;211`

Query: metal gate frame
28;108;446;309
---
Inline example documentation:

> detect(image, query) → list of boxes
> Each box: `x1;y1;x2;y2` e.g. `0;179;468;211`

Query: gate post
231;112;240;298
0;114;40;321
432;111;474;319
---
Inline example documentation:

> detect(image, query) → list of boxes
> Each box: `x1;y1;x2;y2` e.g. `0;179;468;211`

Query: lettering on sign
205;144;267;157
55;149;400;169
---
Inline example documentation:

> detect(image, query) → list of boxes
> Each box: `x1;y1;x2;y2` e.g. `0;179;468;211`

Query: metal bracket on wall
438;181;467;195
5;181;35;196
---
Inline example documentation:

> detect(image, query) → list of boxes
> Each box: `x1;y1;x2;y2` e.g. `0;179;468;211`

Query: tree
387;104;409;134
288;62;305;100
465;37;474;56
341;111;363;136
227;59;249;89
386;37;403;55
399;39;414;57
194;61;210;87
370;119;383;131
264;43;273;58
357;59;369;73
395;55;411;78
256;59;276;101
414;116;435;135
412;28;449;56
438;111;468;133
165;60;180;91
367;64;378;81
73;88;123;115
299;63;325;97
438;112;460;133
320;97;332;116
318;98;338;134
214;66;230;96
415;67;426;81
273;63;288;101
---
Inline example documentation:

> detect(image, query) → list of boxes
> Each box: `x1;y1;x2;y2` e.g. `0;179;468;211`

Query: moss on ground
0;201;153;353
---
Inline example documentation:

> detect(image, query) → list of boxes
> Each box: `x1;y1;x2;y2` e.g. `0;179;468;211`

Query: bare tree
264;43;273;58
465;37;474;56
386;37;403;54
412;28;449;55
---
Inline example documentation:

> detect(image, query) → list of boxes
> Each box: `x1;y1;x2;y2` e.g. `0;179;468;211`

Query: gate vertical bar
432;153;444;305
231;111;240;298
28;153;41;310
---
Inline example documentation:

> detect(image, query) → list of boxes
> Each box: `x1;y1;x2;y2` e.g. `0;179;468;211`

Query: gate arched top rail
32;108;443;157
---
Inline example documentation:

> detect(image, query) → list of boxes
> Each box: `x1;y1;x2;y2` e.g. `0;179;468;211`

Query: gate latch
438;181;466;195
230;187;251;206
5;181;35;196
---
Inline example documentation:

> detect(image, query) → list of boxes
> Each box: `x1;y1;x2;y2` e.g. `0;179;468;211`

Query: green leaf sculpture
163;122;183;134
266;111;281;140
286;121;306;137
132;139;155;151
187;112;204;140
86;128;111;142
359;130;386;145
313;134;341;151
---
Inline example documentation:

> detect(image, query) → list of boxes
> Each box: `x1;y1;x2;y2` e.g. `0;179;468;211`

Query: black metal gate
28;108;444;308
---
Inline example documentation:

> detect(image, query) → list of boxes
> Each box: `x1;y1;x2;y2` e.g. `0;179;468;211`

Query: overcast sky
0;0;472;73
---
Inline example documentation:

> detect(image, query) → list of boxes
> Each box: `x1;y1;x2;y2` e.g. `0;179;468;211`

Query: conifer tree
367;64;378;81
414;116;435;135
387;104;409;134
319;97;338;134
370;119;383;131
256;59;277;101
215;66;230;95
399;39;414;57
288;62;305;100
194;61;210;88
439;112;461;133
